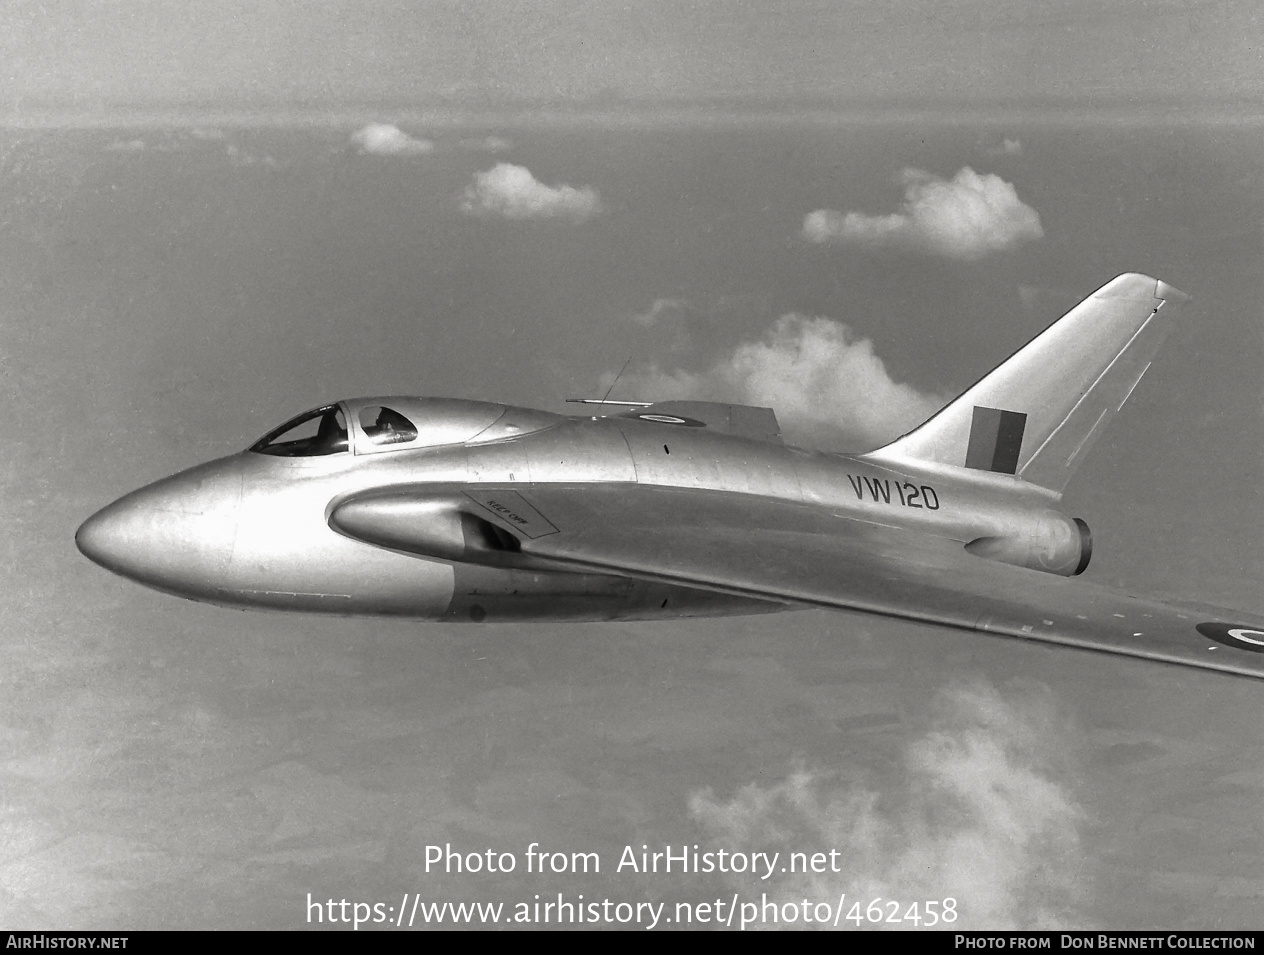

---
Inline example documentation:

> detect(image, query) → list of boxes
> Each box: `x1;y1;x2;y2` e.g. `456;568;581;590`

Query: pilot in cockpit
363;407;417;445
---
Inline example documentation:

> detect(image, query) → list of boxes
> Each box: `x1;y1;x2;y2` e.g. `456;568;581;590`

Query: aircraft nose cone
76;499;143;575
76;457;243;595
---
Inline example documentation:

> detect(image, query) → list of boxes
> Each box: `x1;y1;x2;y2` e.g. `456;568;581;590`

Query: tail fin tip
1155;278;1191;303
1094;272;1190;303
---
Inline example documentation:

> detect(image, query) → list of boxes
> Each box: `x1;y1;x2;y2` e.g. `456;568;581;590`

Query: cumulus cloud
615;313;942;450
349;123;435;156
690;682;1086;930
461;163;603;222
802;167;1043;261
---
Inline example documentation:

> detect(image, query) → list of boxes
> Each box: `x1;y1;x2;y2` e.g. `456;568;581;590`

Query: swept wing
335;482;1264;679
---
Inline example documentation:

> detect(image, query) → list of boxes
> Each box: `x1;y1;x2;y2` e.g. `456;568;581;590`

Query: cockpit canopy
249;397;562;458
358;405;418;447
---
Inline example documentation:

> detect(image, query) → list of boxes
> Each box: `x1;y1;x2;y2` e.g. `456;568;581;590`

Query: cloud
348;123;435;156
461;163;603;222
104;135;183;154
690;681;1086;930
987;138;1024;157
102;132;279;168
224;144;279;169
615;313;942;450
802;167;1043;261
630;298;688;326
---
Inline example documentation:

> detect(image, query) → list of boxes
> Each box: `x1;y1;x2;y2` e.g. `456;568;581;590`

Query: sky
3;1;1264;934
3;0;1263;117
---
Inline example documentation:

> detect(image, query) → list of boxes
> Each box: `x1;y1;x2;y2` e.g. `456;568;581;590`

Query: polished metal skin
76;398;783;621
76;274;1264;678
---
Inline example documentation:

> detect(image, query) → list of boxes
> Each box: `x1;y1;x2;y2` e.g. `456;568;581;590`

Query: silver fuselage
76;397;1080;621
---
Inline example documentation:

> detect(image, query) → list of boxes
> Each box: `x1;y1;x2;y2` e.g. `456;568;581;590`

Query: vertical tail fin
864;273;1190;496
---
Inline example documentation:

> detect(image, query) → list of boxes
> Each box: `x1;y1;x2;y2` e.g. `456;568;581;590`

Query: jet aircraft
76;274;1264;678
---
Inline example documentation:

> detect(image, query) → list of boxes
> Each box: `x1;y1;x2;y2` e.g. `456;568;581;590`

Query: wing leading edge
483;483;1264;680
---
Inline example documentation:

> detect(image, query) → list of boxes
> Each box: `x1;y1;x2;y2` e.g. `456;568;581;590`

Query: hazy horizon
6;1;1261;112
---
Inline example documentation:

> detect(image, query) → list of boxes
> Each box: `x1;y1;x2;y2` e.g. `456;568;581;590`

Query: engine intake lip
1073;517;1093;576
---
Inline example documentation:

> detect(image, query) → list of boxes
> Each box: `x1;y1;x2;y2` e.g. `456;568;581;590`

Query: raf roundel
1196;622;1264;653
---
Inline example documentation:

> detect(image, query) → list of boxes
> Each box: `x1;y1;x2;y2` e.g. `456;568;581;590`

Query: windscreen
250;406;349;457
